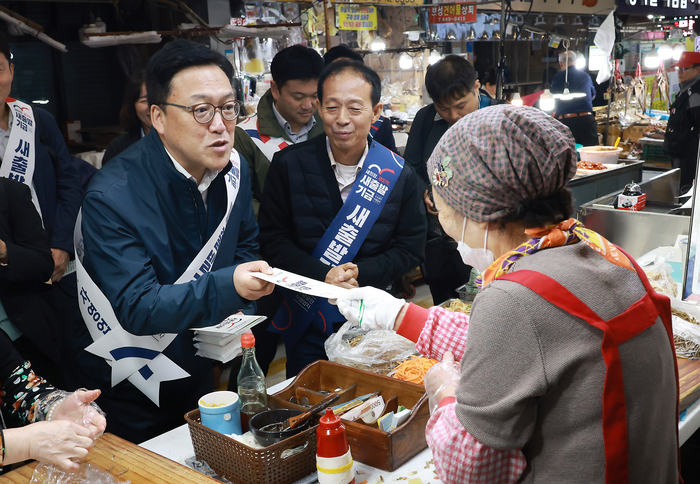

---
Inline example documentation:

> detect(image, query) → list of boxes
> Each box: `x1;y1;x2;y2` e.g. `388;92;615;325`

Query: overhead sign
508;0;614;14
617;0;699;16
338;5;377;30
428;3;477;24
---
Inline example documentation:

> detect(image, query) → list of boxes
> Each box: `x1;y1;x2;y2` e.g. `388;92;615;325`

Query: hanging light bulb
658;43;673;60
539;89;555;111
535;15;546;26
643;45;660;68
399;52;413;70
511;92;523;106
575;52;586;69
429;49;442;65
370;36;386;52
673;44;686;61
572;16;583;26
553;15;565;26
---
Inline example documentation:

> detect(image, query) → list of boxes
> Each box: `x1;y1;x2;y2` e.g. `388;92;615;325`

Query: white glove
335;286;405;331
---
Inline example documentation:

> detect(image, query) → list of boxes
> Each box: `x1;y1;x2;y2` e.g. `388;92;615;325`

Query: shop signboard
338;5;377;30
428;3;477;24
509;0;614;14
617;0;699;17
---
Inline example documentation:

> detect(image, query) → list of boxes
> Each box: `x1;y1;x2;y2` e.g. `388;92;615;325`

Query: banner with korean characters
429;3;477;24
338;5;377;30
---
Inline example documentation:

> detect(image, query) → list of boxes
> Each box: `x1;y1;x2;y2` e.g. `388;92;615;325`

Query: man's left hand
234;261;275;300
51;248;70;282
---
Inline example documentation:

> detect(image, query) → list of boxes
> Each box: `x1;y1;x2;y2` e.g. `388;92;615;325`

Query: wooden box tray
268;360;429;472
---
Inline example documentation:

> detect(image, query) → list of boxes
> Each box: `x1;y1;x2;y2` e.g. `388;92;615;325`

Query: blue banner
269;140;405;350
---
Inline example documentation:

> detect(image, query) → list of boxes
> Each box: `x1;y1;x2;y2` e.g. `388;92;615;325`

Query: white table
140;378;443;483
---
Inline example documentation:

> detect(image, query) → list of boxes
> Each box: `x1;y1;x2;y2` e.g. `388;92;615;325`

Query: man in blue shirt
551;50;598;146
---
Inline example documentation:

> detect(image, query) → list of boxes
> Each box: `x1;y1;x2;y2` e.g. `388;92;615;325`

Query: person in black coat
103;70;152;164
258;60;426;376
0;177;63;384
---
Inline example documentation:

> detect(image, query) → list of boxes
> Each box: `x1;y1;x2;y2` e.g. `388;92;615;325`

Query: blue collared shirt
272;102;316;143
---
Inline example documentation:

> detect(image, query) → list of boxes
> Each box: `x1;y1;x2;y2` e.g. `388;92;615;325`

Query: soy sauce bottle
237;334;267;432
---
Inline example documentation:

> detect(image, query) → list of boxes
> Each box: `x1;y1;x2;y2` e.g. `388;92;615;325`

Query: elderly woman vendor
1;330;106;472
336;105;680;483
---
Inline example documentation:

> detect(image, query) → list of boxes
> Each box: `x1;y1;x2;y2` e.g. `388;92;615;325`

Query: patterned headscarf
428;104;577;222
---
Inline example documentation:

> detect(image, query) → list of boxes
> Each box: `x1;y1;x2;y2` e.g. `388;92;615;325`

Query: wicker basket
184;409;317;484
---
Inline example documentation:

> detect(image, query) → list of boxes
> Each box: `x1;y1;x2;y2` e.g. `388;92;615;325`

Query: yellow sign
338;5;377;30
344;0;424;5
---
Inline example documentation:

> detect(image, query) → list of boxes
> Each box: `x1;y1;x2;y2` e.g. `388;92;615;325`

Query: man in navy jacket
64;40;274;443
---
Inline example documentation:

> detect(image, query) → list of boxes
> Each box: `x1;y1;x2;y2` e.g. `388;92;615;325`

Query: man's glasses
160;100;241;124
677;65;700;73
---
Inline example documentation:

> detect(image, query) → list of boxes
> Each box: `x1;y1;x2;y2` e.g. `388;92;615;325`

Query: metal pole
496;0;507;99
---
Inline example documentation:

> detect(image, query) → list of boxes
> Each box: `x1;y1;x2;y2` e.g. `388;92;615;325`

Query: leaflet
252;268;349;299
192;314;267;336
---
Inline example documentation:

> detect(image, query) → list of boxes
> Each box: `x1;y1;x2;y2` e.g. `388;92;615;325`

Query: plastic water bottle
237;333;267;432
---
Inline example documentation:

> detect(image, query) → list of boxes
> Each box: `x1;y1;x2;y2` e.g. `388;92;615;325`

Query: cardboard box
618;193;647;211
622;124;647;143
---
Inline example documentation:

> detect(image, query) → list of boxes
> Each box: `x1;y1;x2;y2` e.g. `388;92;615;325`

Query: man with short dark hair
551;50;597;146
404;55;482;304
235;44;325;209
664;51;700;192
64;39;274;443
258;60;426;377
324;44;397;154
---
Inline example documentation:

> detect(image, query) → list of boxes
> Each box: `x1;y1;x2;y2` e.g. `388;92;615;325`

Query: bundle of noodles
672;308;700;359
392;355;439;385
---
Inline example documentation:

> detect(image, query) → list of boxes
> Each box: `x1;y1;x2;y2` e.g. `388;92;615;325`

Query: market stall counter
569;159;644;213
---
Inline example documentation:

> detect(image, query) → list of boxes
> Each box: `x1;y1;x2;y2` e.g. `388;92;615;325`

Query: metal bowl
249;409;310;447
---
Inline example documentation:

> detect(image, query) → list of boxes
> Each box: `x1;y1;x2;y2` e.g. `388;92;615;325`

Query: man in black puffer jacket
664;51;700;192
258;60;426;377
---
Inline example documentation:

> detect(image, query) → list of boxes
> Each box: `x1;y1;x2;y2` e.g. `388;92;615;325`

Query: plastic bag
424;354;461;415
671;300;700;360
30;390;108;483
324;321;419;375
30;463;130;484
642;256;677;298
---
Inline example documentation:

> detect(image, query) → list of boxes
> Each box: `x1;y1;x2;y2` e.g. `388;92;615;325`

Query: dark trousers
558;114;599;147
422;236;472;305
673;157;698;194
284;321;345;378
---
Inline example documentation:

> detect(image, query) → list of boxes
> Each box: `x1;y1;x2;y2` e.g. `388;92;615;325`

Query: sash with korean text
0;98;41;218
269;140;404;350
73;152;241;406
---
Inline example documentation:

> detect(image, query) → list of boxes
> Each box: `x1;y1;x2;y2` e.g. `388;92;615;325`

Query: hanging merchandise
593;10;616;84
241;38;265;76
338;5;377;31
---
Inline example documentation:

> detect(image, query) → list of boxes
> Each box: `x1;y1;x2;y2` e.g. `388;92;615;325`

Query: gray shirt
272;101;316;144
456;243;678;483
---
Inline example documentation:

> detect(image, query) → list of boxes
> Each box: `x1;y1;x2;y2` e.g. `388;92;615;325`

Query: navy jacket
551;67;596;115
65;130;259;441
258;134;426;290
371;115;397;154
20;108;82;254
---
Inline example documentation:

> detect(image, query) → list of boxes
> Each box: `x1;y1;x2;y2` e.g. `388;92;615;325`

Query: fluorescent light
553;88;586;100
429;49;442;65
644;46;660;68
673;44;686;61
658;43;673;60
399;53;412;70
370;36;386;52
575;53;586;70
31;99;49;104
511;92;523;106
540;89;555;111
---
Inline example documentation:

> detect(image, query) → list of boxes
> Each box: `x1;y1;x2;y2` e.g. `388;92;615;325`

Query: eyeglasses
677;65;700;73
160;100;241;124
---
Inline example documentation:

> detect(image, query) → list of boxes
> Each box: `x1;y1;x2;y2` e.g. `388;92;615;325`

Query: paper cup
198;391;242;435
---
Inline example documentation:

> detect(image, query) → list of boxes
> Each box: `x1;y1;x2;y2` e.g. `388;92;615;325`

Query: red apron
498;248;680;484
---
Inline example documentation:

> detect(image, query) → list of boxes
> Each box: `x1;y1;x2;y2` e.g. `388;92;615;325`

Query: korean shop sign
429;3;477;24
338;5;377;30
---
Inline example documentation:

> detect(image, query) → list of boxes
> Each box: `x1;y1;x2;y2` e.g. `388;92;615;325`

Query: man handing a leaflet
63;40;274;443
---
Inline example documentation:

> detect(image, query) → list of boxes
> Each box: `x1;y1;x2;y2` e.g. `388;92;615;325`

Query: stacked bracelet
46;396;66;421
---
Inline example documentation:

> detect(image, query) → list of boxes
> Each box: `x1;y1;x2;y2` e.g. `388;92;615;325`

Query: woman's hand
4;421;94;472
424;351;461;415
51;389;106;440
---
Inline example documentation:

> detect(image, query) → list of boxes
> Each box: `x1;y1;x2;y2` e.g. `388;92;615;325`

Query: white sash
74;151;242;406
239;115;290;163
0;98;42;219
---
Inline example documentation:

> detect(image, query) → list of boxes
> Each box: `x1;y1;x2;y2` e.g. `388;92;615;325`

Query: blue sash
269;140;404;351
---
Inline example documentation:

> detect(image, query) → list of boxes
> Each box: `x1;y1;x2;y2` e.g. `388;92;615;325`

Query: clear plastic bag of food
30;463;130;484
325;321;418;375
671;300;700;360
642;256;677;298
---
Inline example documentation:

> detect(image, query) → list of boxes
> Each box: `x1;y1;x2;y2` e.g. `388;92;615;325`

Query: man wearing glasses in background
664;51;700;192
63;39;275;443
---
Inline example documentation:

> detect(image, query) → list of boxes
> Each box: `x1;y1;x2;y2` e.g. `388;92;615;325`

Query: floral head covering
428;104;577;222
